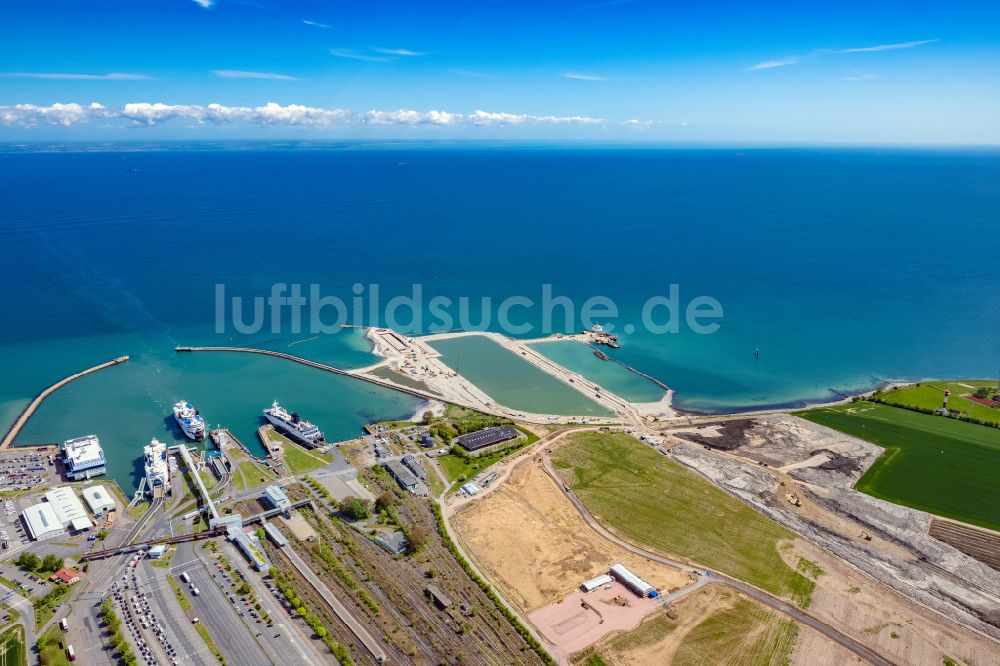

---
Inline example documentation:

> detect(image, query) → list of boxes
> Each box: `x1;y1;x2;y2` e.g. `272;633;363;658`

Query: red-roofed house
49;568;80;584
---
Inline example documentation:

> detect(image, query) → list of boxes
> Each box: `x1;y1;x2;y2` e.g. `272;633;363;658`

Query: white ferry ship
263;401;325;448
144;438;171;494
173;400;205;441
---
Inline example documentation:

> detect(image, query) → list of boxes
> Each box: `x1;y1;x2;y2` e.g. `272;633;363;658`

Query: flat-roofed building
45;487;92;532
262;521;288;548
401;454;427;480
454;426;520;455
383;460;419;492
81;485;116;517
21;503;62;541
62;435;106;480
263;485;291;511
227;525;269;572
425;584;453;609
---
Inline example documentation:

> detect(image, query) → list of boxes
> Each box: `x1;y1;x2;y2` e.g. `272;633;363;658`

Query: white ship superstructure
173;400;205;441
144;438;171;493
263;401;325;448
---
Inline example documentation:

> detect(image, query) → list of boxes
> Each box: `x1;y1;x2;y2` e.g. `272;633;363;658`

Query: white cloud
0;102;605;129
371;48;425;57
621;119;660;130
0;102;112;127
329;48;394;62
838;39;937;54
561;72;608;81
212;70;298;80
838;68;879;81
1;72;152;80
745;56;801;71
302;20;332;29
190;0;213;7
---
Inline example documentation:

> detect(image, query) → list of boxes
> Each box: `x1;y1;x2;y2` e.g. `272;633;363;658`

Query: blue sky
1;0;998;143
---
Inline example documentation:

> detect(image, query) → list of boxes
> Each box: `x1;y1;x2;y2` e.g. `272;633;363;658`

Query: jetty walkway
0;355;129;449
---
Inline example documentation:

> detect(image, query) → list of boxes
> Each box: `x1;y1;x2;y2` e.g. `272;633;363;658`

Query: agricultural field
799;401;1000;530
0;624;25;666
875;380;1000;425
551;431;813;602
671;595;798;666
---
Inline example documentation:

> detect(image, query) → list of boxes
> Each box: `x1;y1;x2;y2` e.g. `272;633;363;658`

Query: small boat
594;350;610;361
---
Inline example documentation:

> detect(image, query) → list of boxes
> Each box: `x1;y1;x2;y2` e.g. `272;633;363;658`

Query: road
174;542;270;666
537;451;898;666
0;582;35;657
137;555;216;665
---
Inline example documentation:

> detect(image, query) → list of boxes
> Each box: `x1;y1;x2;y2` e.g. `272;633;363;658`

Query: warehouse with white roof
82;485;116;517
21;503;63;541
44;487;92;532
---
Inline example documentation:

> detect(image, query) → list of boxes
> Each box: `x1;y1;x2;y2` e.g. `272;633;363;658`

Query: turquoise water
427;335;611;416
7;328;419;492
3;147;1000;487
531;341;666;403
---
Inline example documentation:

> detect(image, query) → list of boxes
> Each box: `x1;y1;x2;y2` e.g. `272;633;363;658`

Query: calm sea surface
2;146;999;490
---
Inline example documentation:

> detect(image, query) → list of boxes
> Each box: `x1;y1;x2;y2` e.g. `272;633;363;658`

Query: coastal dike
175;345;452;403
0;355;129;450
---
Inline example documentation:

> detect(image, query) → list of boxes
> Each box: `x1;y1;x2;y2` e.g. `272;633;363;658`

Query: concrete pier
0;355;129;449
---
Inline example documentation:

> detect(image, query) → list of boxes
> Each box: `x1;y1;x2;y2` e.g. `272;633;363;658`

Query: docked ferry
144;438;171;494
173;400;205;441
263;401;325;448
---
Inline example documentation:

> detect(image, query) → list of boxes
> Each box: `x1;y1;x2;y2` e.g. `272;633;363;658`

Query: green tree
41;554;63;572
375;490;397;513
16;552;40;570
342;497;371;521
421;411;434;425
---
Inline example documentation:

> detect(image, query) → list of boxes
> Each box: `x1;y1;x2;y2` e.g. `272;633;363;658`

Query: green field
0;624;25;666
552;432;813;602
437;426;538;492
875;381;1000;425
799;401;1000;530
672;596;798;666
35;624;69;666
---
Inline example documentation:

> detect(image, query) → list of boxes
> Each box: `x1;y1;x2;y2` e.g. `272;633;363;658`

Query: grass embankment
35;624;69;666
0;623;26;666
671;595;798;666
799;401;1000;530
33;583;74;626
873;380;1000;426
552;431;814;603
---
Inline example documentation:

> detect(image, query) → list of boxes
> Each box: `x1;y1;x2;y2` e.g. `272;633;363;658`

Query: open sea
2;144;999;491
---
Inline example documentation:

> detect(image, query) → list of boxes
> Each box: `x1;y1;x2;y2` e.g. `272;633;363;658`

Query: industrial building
147;544;167;559
262;521;288;548
45;487;92;532
454;425;520;454
580;573;613;592
81;485;116;517
263;485;291;511
62;435;106;480
460;482;481;496
401;454;427;480
610;563;658;598
228;524;269;572
383;460;419;492
21;503;62;541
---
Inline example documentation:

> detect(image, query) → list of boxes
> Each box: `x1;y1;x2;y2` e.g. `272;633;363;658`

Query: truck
67;645;76;661
180;572;191;584
60;618;68;631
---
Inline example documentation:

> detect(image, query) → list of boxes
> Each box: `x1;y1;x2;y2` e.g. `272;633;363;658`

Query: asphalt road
136;557;215;665
539;452;898;666
178;546;271;666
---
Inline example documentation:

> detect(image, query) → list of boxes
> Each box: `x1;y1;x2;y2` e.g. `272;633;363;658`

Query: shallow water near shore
428;335;612;416
3;146;1000;489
